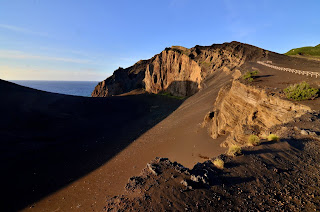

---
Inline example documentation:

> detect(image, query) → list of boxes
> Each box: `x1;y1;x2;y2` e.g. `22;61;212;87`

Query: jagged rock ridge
92;41;267;97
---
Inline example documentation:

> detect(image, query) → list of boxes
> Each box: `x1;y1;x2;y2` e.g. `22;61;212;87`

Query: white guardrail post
257;61;319;78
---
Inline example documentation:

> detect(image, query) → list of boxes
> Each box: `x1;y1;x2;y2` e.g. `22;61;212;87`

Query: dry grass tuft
267;134;279;141
213;158;224;169
227;145;242;157
247;135;260;146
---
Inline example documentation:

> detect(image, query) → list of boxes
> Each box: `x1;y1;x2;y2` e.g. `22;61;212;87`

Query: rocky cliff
203;80;312;147
92;41;267;97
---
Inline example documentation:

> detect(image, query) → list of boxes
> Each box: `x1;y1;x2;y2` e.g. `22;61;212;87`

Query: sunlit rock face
204;80;311;147
92;41;266;97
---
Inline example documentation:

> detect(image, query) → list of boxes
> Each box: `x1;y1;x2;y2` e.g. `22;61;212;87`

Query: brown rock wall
144;50;202;96
205;80;311;146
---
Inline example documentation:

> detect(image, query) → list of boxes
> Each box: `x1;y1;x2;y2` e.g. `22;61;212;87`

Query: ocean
11;80;99;97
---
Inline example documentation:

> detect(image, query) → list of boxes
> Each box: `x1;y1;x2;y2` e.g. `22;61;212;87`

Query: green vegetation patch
158;91;185;100
242;70;258;82
284;82;318;101
285;44;320;57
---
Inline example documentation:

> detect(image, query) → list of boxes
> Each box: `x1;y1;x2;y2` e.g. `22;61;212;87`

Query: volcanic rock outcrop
203;80;312;147
92;41;267;97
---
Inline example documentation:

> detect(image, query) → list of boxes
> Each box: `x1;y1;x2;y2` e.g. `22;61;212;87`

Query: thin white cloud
0;50;92;64
0;24;49;37
0;65;107;81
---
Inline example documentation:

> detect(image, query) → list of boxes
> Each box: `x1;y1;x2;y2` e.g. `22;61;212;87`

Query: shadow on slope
0;79;183;211
165;80;199;97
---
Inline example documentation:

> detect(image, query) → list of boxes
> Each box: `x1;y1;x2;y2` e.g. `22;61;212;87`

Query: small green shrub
267;134;279;141
227;145;242;157
284;82;318;101
247;135;260;146
213;158;224;169
158;91;185;100
242;70;258;82
247;77;254;82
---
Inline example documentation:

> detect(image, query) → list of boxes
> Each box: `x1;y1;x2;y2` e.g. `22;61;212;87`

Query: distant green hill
285;44;320;56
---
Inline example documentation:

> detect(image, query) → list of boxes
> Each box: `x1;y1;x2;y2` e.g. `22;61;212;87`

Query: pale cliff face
144;50;202;96
204;80;311;147
92;41;266;97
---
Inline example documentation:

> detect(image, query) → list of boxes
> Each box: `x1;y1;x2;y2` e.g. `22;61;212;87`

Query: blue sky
0;0;319;81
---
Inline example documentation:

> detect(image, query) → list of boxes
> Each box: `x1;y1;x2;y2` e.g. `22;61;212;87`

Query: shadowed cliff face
91;60;147;97
92;41;267;97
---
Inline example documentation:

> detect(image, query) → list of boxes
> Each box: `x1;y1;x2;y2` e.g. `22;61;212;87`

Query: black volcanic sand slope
105;113;320;211
0;80;183;211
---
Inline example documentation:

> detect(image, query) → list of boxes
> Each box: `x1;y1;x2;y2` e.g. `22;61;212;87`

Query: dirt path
257;61;320;78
